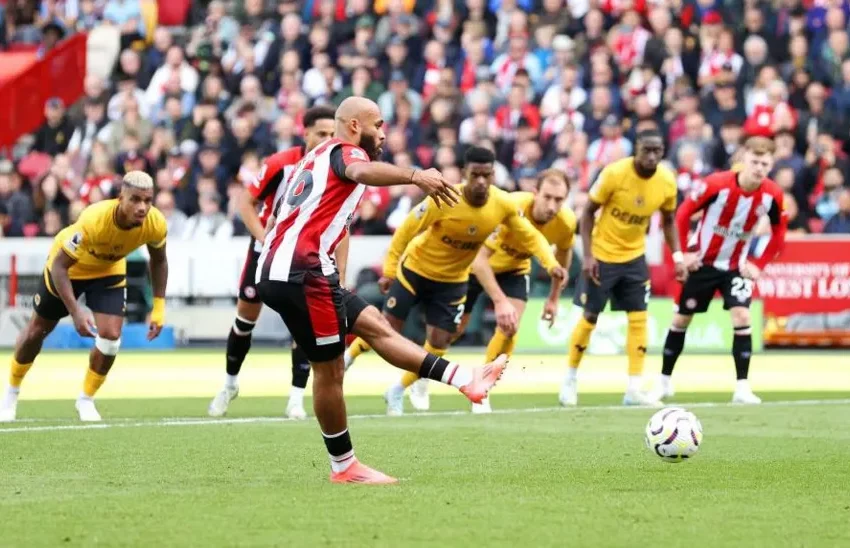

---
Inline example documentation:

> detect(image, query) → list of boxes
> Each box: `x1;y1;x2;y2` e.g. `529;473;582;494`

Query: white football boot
75;397;102;422
384;385;404;416
208;385;239;417
0;386;19;422
732;381;762;404
622;390;663;407
648;375;675;402
558;377;578;406
408;378;431;411
471;396;492;414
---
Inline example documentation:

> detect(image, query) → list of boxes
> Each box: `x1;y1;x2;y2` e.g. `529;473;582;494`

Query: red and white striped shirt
257;139;368;283
249;145;305;250
676;170;787;271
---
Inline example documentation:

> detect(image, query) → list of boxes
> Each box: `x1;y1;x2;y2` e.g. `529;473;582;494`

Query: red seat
156;0;191;26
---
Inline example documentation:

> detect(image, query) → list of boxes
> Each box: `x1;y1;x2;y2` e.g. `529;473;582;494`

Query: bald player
255;96;508;484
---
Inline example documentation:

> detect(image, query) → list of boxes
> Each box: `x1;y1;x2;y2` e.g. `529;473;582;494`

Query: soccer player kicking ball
0;172;168;422
208;106;336;420
454;168;576;413
343;147;566;416
651;136;787;404
560;130;688;407
256;97;507;484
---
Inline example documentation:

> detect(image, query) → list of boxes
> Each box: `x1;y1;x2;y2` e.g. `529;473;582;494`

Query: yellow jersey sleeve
660;173;678;213
383;198;440;279
503;208;559;272
60;225;88;261
557;208;578;251
588;164;617;205
146;208;168;249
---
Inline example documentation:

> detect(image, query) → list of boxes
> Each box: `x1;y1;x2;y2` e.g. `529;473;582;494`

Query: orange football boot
459;354;508;404
330;460;398;484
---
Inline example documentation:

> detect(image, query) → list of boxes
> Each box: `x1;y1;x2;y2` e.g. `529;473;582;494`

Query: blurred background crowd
2;0;850;245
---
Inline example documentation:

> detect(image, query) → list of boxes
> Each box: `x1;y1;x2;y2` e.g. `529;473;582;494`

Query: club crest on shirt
386;297;397;309
33;293;41;306
634;196;645;207
468;225;478;235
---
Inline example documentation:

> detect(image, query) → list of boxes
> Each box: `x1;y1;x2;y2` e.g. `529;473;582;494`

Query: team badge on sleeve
66;231;83;252
414;202;428;219
349;148;367;161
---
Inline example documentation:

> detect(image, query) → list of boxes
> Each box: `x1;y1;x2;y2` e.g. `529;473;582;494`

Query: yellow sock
82;368;107;398
485;329;516;362
348;337;372;359
9;358;33;388
568;317;596;368
627;311;648;376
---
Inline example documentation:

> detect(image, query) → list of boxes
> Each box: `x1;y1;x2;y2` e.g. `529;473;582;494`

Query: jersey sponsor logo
349;148;368;161
498;243;532;260
87;248;125;261
712;224;751;240
440;235;478;250
66;231;83;252
609;206;649;225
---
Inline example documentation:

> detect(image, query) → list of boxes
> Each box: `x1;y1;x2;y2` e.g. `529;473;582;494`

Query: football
645;407;703;462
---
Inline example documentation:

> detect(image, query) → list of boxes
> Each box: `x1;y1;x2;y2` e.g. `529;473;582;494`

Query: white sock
627;375;642;393
736;379;750;392
6;385;20;396
77;393;93;402
566;367;578;382
329;449;356;473
660;374;672;388
288;386;304;406
442;364;473;389
225;374;238;390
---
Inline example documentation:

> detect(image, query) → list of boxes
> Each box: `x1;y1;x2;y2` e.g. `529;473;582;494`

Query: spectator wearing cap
145;45;201;110
704;78;745;136
587;115;632;169
823;189;850;234
338;15;380;73
374;6;421;52
666;85;699;143
0;160;34;237
32;98;75;157
381;35;416;87
378;70;420;119
37;21;65;59
698;26;744;91
490;32;542;94
709;117;744;170
744;80;798;138
67;98;109;164
335;66;385;105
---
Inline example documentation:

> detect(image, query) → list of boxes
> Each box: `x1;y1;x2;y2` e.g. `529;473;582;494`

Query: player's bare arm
542;247;572;327
334;233;350;287
471;245;518;336
579;200;602;285
506;213;567;282
344;163;460;208
51;250;96;338
147;243;168;341
379;200;435;293
239;187;266;242
662;209;689;282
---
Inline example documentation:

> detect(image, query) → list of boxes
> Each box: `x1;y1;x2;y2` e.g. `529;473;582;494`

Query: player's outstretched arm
51;250;95;338
505;213;565;281
147;243;168;341
471;246;517;336
345;163;460;208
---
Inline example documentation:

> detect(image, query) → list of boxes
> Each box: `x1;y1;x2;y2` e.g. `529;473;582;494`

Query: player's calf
654;314;693;400
287;344;310;419
2;315;59;421
730;308;758;404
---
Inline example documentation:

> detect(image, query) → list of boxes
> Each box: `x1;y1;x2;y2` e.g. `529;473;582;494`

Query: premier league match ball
645;407;703;463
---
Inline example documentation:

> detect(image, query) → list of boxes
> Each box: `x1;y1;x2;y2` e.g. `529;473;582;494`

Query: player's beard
359;133;383;161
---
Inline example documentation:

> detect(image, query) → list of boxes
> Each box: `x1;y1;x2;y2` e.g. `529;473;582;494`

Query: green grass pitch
1;350;849;547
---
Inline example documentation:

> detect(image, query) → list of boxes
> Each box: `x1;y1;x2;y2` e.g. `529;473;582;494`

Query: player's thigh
496;271;529;305
609;257;650;312
676;267;722;315
719;271;755;312
573;264;614;315
92;312;124;340
32;270;74;321
424;279;468;335
238;244;263;306
17;309;60;346
456;276;485;335
353;303;399;341
83;275;127;318
728;306;751;328
382;267;420;324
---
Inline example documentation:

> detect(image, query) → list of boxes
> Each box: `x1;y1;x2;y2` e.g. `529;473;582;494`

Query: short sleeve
661;179;678;213
147;210;168;249
768;190;786;226
558;210;578;250
248;160;284;200
330;144;370;183
588;166;616;205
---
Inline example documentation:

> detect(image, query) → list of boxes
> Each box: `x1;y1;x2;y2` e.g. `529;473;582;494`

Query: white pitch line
1;398;849;435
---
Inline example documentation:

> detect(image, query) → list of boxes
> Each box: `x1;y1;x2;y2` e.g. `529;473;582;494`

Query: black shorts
676;266;753;314
383;263;467;333
257;273;368;363
466;271;530;309
573;255;650;314
238;238;262;303
34;270;126;321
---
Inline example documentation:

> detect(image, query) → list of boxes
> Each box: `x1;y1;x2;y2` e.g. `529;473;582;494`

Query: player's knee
730;307;750;328
672;313;692;329
427;331;452;349
95;335;121;356
583;311;599;324
312;357;344;384
235;301;261;324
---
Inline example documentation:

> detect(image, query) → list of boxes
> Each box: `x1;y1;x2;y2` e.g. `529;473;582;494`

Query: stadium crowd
2;0;850;242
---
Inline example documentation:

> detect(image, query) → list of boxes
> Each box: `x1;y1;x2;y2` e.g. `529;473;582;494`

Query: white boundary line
1;398;849;435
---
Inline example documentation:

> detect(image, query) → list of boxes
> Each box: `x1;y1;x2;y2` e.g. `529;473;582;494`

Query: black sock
225;318;255;376
418;353;451;382
291;345;311;389
661;328;687;376
732;327;752;380
322;429;355;470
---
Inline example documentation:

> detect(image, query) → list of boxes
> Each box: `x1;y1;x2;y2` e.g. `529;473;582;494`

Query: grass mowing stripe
2;397;849;434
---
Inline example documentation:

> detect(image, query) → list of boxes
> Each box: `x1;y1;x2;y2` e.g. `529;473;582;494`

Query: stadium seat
156;0;191;26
